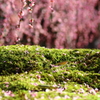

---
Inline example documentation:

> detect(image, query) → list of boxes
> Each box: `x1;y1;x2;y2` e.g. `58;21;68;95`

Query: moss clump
0;45;100;99
0;45;100;74
0;45;100;90
0;45;51;74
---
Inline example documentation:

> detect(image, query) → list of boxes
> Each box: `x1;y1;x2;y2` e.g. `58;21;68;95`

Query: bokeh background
0;0;100;48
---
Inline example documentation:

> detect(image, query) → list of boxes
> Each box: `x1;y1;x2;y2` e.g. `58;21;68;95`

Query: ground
0;45;100;100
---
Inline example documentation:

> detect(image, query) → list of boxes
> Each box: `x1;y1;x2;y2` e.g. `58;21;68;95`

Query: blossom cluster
0;0;100;48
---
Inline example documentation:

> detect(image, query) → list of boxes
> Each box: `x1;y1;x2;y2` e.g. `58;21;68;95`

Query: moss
0;45;100;99
0;45;52;74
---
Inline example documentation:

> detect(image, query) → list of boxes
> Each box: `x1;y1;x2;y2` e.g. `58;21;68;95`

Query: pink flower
56;88;64;93
29;91;37;98
2;90;15;97
31;83;38;86
5;85;9;88
4;82;9;88
50;64;59;67
73;96;80;100
64;95;70;99
28;24;33;28
54;96;60;99
78;88;85;93
36;75;41;79
88;88;96;95
31;93;37;98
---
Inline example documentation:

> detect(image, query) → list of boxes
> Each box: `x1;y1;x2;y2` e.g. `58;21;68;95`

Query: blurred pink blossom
2;90;15;97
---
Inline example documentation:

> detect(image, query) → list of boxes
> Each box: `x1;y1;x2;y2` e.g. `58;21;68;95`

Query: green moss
0;45;100;99
0;45;99;74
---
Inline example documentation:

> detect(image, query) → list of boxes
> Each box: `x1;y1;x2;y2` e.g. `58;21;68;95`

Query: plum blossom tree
0;0;100;48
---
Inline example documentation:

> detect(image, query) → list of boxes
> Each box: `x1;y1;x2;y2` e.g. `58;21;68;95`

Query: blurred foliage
0;0;100;48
